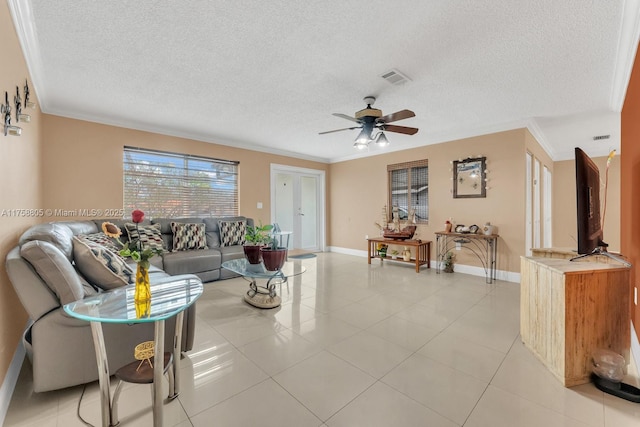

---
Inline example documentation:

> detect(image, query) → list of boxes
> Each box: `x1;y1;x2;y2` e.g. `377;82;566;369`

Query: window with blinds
123;147;239;218
388;160;429;223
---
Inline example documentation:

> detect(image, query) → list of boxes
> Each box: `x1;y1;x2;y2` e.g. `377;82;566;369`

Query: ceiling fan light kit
320;96;418;150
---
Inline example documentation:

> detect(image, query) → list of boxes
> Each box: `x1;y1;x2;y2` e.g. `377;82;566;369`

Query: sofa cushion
218;245;247;263
58;221;99;236
19;223;75;261
171;222;208;251
20;240;87;304
125;223;165;252
73;237;134;290
218;220;246;247
162;249;221;275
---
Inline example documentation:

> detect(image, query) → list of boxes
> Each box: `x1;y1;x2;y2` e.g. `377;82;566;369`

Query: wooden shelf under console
367;237;431;273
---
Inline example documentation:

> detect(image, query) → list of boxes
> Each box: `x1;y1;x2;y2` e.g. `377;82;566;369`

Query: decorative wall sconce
14;86;31;123
1;91;22;136
23;80;36;109
2;80;34;137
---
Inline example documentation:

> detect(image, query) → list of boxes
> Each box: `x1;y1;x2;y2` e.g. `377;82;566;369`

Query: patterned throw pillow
78;232;121;253
125;223;165;252
171;222;208;251
218;220;246;247
72;237;134;290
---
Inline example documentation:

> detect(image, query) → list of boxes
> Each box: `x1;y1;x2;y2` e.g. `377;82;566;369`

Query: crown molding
7;0;48;111
610;0;640;111
525;118;557;160
46;108;331;164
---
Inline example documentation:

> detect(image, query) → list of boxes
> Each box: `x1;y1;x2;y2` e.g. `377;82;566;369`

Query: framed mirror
453;157;486;198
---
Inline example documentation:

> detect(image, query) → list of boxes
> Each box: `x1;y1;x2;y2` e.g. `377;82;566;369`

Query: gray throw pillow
72;237;134;290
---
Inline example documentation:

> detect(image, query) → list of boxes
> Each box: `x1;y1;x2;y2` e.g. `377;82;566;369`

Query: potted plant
391;249;399;259
243;222;273;264
443;251;455;273
377;243;388;258
260;236;287;271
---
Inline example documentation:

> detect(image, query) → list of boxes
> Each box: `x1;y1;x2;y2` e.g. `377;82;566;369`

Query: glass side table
222;258;305;308
64;276;203;427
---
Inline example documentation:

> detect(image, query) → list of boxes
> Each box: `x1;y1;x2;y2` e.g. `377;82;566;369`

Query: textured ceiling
8;0;640;162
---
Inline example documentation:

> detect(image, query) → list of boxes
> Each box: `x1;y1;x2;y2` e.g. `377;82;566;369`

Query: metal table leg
152;320;165;427
89;321;113;427
171;312;184;398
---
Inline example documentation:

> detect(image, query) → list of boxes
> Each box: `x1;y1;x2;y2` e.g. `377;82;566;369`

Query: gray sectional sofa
6;215;253;392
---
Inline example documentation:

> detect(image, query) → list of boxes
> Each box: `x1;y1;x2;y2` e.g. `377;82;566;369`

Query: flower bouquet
102;210;163;316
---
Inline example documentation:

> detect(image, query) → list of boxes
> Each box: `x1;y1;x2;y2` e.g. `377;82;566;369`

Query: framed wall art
453;157;486;198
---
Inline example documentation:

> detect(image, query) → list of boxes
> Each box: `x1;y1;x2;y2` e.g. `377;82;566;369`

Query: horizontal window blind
123;147;239;218
388;160;429;222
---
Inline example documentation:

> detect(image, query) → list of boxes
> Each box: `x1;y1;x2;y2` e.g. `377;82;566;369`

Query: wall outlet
365;234;368;240
257;202;263;209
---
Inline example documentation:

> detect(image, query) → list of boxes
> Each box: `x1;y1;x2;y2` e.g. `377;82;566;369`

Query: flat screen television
575;147;605;255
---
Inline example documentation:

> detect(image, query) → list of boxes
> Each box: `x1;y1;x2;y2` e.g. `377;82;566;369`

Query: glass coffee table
64;276;203;427
222;258;306;308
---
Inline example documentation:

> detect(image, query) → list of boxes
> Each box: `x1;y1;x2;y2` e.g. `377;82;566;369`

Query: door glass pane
534;159;541;248
274;173;294;240
526;152;533;256
544;166;552;247
300;176;317;248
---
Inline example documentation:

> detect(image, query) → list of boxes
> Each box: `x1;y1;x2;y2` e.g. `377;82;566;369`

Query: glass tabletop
63;277;203;324
222;258;306;279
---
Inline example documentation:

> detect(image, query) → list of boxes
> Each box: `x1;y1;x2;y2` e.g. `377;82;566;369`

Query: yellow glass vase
135;263;151;318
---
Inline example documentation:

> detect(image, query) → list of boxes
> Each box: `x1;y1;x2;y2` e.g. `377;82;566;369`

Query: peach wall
621;43;640;338
40;115;330;228
0;2;42;385
553;155;621;252
329;128;529;273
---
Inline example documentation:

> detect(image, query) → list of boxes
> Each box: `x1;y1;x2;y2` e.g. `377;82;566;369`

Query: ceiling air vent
592;135;610;141
380;68;411;86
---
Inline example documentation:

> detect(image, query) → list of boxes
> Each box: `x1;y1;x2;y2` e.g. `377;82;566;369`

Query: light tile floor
5;253;640;426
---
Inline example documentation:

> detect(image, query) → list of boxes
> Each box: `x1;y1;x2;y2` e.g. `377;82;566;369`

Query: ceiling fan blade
319;126;360;135
378;109;415;124
332;113;360;123
382;125;419;135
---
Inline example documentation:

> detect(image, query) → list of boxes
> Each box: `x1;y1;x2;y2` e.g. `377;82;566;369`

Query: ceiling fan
319;96;418;149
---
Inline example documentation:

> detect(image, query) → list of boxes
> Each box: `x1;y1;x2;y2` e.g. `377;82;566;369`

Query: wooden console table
435;231;499;283
367;237;431;273
520;257;630;387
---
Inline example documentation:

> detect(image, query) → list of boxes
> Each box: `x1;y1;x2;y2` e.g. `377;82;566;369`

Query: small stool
110;353;175;425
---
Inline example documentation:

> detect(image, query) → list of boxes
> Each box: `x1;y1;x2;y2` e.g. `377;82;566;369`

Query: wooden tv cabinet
520;256;630;387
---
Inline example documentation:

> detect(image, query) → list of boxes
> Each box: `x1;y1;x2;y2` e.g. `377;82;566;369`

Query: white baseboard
0;339;25;426
631;321;640;374
327;246;368;257
327;246;521;283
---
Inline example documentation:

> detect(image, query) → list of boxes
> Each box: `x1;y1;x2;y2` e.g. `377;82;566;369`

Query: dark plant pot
261;247;287;271
243;245;263;264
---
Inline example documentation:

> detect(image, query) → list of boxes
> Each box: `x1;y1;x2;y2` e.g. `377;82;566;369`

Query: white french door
270;164;325;251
